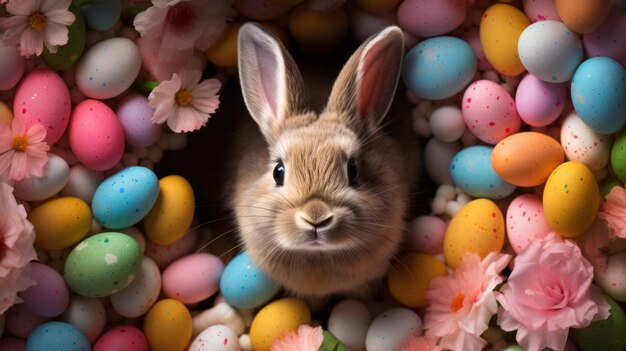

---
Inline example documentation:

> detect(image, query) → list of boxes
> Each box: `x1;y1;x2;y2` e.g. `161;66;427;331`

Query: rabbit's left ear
325;26;404;132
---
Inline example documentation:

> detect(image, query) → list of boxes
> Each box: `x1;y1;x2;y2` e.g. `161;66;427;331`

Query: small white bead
413;117;431;137
431;196;447;215
445;201;463;217
436;184;457;201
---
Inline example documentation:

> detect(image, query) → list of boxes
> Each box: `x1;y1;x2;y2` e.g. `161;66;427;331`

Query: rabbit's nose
295;200;334;230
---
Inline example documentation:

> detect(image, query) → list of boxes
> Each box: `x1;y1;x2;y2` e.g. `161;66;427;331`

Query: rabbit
230;22;420;299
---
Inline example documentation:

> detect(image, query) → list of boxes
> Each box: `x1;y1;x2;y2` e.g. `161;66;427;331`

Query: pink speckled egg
506;193;552;253
462;27;494;71
234;0;290;20
515;73;566;127
406;216;447;255
397;0;466;37
162;253;224;304
523;0;561;22
583;7;626;67
0;40;25;91
68;99;125;171
93;325;149;351
18;262;69;318
462;79;521;144
13;69;71;145
116;93;161;148
560;111;610;171
5;303;50;339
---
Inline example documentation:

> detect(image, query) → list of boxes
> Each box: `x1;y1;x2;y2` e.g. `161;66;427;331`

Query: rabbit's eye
273;161;285;186
348;158;358;186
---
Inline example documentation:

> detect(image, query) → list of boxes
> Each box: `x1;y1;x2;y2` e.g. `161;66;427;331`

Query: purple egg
515;73;566;127
583;7;626;67
18;262;69;318
116;93;162;148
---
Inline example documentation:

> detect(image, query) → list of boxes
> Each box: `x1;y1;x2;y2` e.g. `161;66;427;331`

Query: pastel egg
146;230;198;269
69;99;125;171
250;298;311;351
356;0;400;15
387;253;447;308
328;300;371;351
462;27;494;71
561;111;611;171
397;0;466;37
60;165;104;204
515;73;566;127
543;161;600;237
365;308;422;351
0;100;12;126
64;232;142;297
143;175;195;245
424;138;461;185
144;299;193;351
13;153;69;202
5;303;50;338
13;69;71;145
554;0;612;33
220;251;281;309
406;215;447;255
506;193;552;253
116;93;161;148
429;105;466;142
583;8;626;67
28;196;91;250
523;0;561;22
0;39;25;90
594;242;626;302
81;0;122;31
42;7;86;70
205;22;242;69
26;322;90;351
60;296;106;343
611;130;626;183
289;5;348;48
491;132;564;187
188;325;239;351
162;253;223;304
234;0;289;20
93;326;149;351
571;57;626;135
444;199;505;269
480;4;530;76
450;145;516;199
570;294;626;350
19;262;69;318
76;37;141;99
91;166;159;229
111;256;161;318
402;36;477;100
462;79;521;144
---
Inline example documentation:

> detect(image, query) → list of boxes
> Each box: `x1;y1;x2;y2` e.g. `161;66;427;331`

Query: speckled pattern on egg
506;194;552;253
28;196;92;250
189;325;239;351
143;299;193;351
583;7;626;67
93;325;149;351
26;321;91;351
250;298;311;351
116;93;162;148
450;145;516;199
365;307;423;351
220;251;281;309
560;111;610;171
111;256;161;318
397;0;466;37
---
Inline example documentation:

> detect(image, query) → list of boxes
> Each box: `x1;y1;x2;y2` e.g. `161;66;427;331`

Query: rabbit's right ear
238;23;305;142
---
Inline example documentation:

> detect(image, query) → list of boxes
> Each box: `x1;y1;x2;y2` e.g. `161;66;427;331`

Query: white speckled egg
13;153;69;201
561;111;610;171
328;299;370;351
189;325;240;351
111;256;161;318
60;296;106;343
365;307;422;351
594;239;626;302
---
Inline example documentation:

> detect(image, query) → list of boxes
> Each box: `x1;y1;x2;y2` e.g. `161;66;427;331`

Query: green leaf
319;331;351;351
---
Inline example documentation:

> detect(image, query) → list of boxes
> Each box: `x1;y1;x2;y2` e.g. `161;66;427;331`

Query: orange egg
555;0;612;33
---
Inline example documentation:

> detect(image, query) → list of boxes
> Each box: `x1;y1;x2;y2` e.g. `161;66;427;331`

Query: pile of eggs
1;0;626;350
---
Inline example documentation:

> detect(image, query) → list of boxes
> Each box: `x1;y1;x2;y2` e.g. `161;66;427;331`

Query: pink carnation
497;236;610;351
401;335;443;351
598;186;626;239
269;325;323;351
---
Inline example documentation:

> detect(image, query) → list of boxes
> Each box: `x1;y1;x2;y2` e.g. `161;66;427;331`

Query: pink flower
401;335;443;351
0;183;37;314
598;186;626;239
424;251;511;351
148;69;221;133
269;325;323;351
497;236;611;351
1;0;76;57
0;118;50;181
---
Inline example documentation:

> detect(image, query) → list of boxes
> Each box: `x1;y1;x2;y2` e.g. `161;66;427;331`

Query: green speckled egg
611;130;626;183
64;232;141;297
42;6;86;70
571;293;626;351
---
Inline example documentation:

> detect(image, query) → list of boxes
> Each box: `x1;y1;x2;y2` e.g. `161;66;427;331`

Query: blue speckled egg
571;57;626;134
402;36;477;100
220;251;281;309
92;166;159;229
81;0;122;31
26;321;91;351
450;145;516;199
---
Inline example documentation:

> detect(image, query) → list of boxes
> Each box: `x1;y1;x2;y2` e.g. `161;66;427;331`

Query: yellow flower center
450;294;465;312
27;11;47;32
12;135;29;152
175;89;193;106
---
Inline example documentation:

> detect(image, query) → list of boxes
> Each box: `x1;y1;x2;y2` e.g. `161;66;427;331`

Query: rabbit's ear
325;26;404;132
238;23;305;141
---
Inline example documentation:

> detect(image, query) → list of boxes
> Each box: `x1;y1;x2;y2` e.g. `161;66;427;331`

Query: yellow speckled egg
289;4;348;48
250;297;311;351
444;199;505;269
28;196;92;250
387;253;447;308
0;101;12;126
143;175;195;246
480;3;530;76
543;161;600;237
356;0;401;15
144;299;192;351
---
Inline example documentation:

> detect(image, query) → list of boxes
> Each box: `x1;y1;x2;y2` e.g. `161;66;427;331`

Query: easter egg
5;303;49;338
111;256;161;318
444;199;505;269
28;196;91;250
93;326;149;351
583;8;626;67
146;230;198;269
75;37;141;99
0;101;12;126
143;175;194;245
328;300;371;351
570;294;626;351
188;325;239;351
144;299;193;351
0;39;25;91
220;251;280;309
561;111;611;171
397;0;466;37
406;215;447;255
480;4;530;76
594;242;626;302
462;27;494;72
462;80;521;144
522;0;561;22
116;93;161;148
26;322;90;351
42;6;86;70
64;232;142;297
491;132;564;187
234;0;289;20
450;145;516;199
68;99;125;171
81;0;122;31
402;36;477;100
350;6;396;43
289;4;348;48
515;73;566;127
162;253;223;304
91;166;159;229
60;165;104;204
356;0;400;15
19;263;68;318
429;105;466;142
571;57;626;135
206;22;242;68
424;138;460;185
611;130;626;183
13;153;70;202
543;161;600;237
554;0;612;33
60;296;106;343
388;253;447;308
506;194;552;253
365;308;422;351
518;20;583;82
13;69;71;145
250;298;311;351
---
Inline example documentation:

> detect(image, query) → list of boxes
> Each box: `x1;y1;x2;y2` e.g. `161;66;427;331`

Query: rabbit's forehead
273;123;359;161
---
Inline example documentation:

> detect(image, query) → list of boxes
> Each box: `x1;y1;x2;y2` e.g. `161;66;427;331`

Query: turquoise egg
80;0;122;31
450;145;516;199
64;232;142;297
26;321;90;351
571;57;626;134
402;36;477;100
220;251;281;309
92;166;159;229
